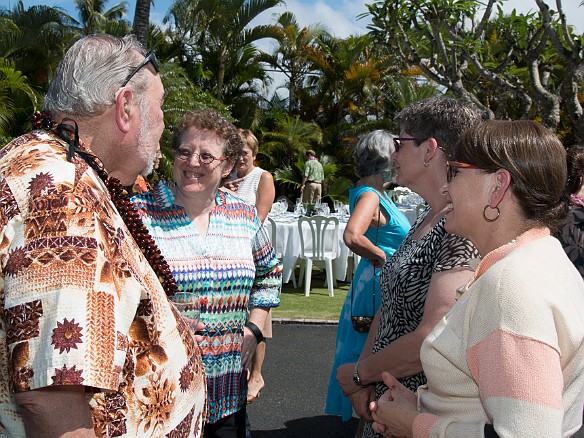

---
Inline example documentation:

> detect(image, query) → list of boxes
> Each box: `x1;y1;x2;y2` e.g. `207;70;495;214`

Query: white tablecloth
397;205;418;225
266;206;419;285
266;213;350;284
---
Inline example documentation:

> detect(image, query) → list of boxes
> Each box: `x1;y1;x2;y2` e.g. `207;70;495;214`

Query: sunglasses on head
446;160;480;182
121;51;160;87
393;137;427;152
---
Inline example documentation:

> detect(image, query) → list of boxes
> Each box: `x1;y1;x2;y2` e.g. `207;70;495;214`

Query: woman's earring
483;205;500;222
423;160;430;167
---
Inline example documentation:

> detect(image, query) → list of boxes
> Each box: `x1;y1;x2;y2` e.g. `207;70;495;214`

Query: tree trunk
133;0;151;48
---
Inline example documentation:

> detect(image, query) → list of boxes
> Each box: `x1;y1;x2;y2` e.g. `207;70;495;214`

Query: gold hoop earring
483;205;500;222
423;160;430;167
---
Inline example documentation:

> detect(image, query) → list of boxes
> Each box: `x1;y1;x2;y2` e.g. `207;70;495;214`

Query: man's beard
136;100;157;178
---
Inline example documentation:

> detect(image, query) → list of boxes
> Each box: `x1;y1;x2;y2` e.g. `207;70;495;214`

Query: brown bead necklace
32;112;178;298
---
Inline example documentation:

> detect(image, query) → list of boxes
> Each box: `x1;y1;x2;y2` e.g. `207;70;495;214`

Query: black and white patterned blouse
363;207;478;438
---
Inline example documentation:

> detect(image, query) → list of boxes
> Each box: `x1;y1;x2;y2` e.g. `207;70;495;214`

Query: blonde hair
239;129;259;156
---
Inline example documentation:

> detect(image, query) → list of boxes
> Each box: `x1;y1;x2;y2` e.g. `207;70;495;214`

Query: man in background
301;149;324;203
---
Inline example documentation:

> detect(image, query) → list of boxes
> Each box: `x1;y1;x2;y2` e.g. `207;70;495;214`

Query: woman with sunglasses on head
325;130;411;425
369;120;584;438
132;108;282;438
335;97;480;438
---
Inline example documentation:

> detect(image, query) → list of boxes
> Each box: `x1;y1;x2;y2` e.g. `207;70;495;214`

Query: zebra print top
363;206;478;438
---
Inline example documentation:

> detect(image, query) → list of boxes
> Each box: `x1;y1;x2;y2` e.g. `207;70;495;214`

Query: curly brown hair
172;109;243;164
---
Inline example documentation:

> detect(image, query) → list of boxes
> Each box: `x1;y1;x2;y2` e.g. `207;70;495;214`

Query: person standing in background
326;130;410;424
301;149;324;203
224;129;275;223
558;145;584;278
0;34;206;437
223;129;276;403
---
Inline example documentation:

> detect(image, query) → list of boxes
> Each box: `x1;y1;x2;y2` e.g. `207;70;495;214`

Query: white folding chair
297;215;339;297
265;217;296;287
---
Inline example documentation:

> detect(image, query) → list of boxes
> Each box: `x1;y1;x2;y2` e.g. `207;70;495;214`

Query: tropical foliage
0;0;583;201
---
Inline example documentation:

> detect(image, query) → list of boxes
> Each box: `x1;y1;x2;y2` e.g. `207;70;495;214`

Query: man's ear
115;89;133;133
490;168;512;207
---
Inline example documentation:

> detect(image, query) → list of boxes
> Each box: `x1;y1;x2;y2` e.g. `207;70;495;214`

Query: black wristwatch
245;321;265;343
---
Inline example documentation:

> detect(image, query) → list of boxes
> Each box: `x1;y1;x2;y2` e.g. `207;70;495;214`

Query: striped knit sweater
414;229;584;437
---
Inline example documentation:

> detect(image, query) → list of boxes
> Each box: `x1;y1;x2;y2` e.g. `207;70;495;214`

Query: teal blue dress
325;184;410;420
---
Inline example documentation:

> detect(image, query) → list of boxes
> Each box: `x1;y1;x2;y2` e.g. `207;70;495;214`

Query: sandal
246;377;265;404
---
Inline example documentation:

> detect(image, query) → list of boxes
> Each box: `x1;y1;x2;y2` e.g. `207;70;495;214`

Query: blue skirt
325;262;380;420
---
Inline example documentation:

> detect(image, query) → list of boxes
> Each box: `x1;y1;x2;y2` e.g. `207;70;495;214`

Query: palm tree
303;34;391;128
0;2;75;88
168;0;284;101
132;0;151;46
261;112;322;169
0;57;42;139
73;0;129;35
258;12;327;115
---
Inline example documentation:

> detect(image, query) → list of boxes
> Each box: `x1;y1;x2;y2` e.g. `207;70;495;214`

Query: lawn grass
272;270;349;321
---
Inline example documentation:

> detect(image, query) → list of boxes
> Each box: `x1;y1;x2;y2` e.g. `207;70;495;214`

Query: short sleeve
432;232;478;273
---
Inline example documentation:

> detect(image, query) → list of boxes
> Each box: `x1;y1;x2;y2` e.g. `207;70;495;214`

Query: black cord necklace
32;112;178;298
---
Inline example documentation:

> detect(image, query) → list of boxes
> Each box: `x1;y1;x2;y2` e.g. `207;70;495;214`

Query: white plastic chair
297;215;339;297
265;217;297;287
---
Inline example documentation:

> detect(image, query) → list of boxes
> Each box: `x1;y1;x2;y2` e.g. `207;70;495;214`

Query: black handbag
350;209;380;333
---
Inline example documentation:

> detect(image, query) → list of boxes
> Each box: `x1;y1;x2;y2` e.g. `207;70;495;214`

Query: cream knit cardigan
413;232;584;438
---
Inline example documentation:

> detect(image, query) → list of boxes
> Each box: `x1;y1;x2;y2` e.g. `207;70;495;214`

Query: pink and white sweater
414;229;584;437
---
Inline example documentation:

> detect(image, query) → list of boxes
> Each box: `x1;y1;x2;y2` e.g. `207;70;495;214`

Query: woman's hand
336;362;362;396
241;326;259;369
348;386;375;421
369;254;386;268
223;178;242;193
370;372;418;437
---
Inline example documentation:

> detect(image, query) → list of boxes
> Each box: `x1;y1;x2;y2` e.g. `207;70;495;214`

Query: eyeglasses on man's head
175;148;225;164
446;160;480;182
122;51;160;87
393;137;427;152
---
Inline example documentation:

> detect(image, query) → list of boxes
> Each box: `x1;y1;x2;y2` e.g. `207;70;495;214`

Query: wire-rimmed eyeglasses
446;160;480;182
121;51;160;87
175;148;226;164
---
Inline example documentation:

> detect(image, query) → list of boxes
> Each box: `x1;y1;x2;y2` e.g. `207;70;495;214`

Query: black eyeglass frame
393;137;427;152
121;51;160;87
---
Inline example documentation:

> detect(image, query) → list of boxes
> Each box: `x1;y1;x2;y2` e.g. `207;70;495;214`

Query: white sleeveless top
235;166;266;205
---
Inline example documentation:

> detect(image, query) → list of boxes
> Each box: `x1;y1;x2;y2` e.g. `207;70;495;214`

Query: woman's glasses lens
393;138;401;152
447;163;456;182
177;149;216;164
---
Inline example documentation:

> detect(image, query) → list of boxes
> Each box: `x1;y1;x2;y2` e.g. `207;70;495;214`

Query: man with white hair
0;34;206;437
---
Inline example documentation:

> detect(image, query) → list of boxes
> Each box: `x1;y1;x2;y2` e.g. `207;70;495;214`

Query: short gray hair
353;130;395;179
394;96;482;159
43;34;149;119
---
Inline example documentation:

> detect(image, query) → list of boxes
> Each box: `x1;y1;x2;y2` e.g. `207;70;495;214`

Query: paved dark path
247;323;584;438
247;323;358;437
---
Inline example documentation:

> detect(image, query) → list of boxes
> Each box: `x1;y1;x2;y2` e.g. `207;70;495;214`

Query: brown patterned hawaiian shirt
0;131;206;437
